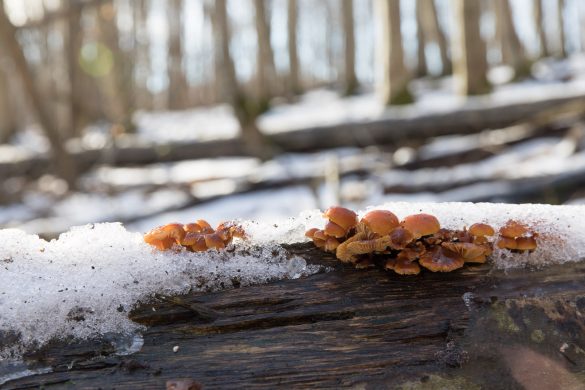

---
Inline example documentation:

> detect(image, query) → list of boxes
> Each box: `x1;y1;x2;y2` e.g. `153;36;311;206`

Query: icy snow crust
1;202;584;357
0;223;315;358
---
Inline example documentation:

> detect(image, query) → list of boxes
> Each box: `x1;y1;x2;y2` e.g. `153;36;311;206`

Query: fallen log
2;92;585;180
4;243;585;389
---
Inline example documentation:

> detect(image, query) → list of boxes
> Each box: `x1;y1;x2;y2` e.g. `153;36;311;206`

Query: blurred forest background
1;0;585;238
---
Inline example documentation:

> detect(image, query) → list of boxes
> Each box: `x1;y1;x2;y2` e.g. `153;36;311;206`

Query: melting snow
1;202;584;359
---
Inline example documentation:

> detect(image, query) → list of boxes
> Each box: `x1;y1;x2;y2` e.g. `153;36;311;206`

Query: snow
0;222;318;358
1;201;584;359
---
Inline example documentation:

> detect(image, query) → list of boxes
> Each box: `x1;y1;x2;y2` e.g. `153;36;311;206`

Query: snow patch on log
0;223;316;358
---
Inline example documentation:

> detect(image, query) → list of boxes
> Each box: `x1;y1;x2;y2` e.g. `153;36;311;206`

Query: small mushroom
360;210;400;236
313;230;328;241
324;221;348;238
497;236;518;250
515;236;537;251
442;242;489;263
324;206;358;231
499;220;529;238
203;233;225;250
305;228;319;239
469;223;495;237
419;247;464;272
388;227;414;249
391;258;421;275
144;223;186;250
324;237;340;252
336;232;367;263
401;213;441;239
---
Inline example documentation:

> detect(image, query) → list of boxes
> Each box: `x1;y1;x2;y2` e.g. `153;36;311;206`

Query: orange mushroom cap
393;258;421;275
190;235;208;252
312;238;326;249
401;213;441;239
144;223;186;250
204;233;225;250
496;237;518;250
324;221;348;238
305;228;319;239
313;229;328;241
360;210;400;236
516;236;537;251
469;223;495;237
499;220;529;238
323;206;358;231
389;227;415;249
419;247;465;272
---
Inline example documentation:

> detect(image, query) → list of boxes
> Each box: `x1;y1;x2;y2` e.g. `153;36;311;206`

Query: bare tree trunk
415;0;428;77
0;59;16;143
254;0;278;103
533;0;549;58
287;0;301;95
96;2;134;131
0;2;77;187
342;0;358;95
214;0;276;160
134;0;152;110
557;0;567;57
493;0;530;78
453;0;490;95
66;1;85;138
376;0;412;105
167;0;188;110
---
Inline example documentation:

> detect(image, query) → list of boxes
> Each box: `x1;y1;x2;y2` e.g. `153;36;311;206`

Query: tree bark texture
4;243;585;389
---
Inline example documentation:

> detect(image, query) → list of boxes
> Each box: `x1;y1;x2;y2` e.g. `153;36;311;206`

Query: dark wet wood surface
4;243;585;389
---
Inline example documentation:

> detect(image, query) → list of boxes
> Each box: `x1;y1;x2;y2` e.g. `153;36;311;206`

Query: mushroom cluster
306;207;538;275
144;220;245;252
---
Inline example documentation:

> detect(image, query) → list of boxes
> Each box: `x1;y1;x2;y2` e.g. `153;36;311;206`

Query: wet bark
5;244;585;389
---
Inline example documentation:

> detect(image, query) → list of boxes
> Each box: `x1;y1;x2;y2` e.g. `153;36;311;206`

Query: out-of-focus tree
453;0;490;95
254;0;278;104
416;0;451;76
533;0;549;58
287;0;301;95
133;0;152;110
95;2;134;132
0;58;16;143
415;0;428;77
0;1;77;186
213;0;275;159
342;0;358;95
493;0;530;78
557;0;567;57
376;0;412;105
167;0;189;109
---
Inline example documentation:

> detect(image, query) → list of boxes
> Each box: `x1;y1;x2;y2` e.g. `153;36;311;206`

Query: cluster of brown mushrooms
144;220;245;251
306;207;538;275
